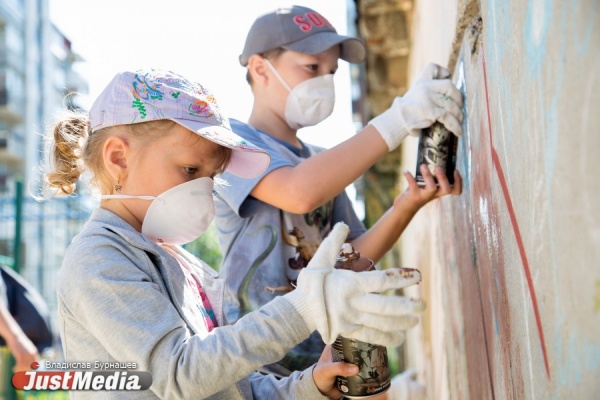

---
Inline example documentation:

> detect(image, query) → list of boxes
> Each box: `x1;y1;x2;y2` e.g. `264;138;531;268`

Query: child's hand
368;63;464;151
285;222;424;347
395;164;463;211
7;332;39;372
312;345;358;399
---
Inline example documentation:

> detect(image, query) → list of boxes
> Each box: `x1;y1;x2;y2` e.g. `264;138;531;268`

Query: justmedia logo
12;362;152;391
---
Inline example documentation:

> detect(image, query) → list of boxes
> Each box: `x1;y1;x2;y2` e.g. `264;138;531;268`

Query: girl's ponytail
45;112;89;195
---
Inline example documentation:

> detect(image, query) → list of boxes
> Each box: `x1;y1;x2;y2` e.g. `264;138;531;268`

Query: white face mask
265;59;336;130
102;177;215;246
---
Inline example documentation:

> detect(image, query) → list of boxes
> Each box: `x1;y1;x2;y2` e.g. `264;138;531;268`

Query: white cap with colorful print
89;69;270;178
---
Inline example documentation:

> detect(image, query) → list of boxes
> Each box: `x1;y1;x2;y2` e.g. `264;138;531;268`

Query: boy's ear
247;55;269;86
103;136;129;182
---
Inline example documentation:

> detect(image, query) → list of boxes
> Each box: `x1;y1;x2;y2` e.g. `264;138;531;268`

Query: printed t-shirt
214;119;367;374
163;246;218;333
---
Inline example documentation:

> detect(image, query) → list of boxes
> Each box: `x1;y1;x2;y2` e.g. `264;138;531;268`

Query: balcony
0;88;24;125
0;128;23;171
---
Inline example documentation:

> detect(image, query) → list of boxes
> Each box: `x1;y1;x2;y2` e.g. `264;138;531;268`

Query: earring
114;180;122;194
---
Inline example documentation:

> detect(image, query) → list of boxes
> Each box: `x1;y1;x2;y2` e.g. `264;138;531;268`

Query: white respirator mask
102;177;215;246
265;59;335;130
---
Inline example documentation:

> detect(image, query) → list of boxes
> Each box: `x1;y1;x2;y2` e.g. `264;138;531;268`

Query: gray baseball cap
239;5;367;66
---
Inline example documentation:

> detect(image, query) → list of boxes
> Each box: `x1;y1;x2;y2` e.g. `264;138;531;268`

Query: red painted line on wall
481;49;551;380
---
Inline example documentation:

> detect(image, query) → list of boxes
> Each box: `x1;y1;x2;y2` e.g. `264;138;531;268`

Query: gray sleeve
58;236;315;399
247;366;328;400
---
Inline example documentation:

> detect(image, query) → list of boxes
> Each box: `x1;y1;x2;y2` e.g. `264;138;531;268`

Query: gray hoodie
57;207;328;399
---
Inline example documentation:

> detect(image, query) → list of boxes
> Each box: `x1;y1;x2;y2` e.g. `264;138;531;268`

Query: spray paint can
331;244;390;398
415;121;458;186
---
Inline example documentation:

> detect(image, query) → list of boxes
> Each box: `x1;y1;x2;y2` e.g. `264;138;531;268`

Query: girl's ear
103;136;129;183
247;55;269;86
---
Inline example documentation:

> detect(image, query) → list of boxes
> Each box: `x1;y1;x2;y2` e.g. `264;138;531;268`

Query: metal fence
0;187;93;399
0;192;95;325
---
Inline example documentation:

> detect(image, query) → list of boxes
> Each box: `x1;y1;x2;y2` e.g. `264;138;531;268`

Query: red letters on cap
293;12;333;32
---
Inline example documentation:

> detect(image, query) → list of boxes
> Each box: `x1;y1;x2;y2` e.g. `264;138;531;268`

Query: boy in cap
215;5;462;396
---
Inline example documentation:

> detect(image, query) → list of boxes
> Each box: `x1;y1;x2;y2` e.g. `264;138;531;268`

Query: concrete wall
400;1;600;398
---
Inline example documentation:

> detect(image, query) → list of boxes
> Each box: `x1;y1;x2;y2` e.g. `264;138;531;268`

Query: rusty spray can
331;244;390;398
415;121;458;186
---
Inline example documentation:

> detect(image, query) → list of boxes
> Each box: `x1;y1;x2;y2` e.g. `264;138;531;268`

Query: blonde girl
45;69;423;399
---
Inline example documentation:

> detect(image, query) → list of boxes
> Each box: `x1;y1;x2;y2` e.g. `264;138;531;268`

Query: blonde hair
44;113;232;196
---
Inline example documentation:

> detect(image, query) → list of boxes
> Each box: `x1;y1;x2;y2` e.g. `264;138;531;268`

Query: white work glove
386;369;427;400
284;222;425;347
368;62;464;151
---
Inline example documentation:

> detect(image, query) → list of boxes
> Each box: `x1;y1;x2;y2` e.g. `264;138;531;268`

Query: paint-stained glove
284;222;425;347
387;369;427;400
368;62;464;151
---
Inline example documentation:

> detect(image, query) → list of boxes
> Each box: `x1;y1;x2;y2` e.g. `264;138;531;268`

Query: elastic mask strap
101;194;157;201
264;59;292;92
